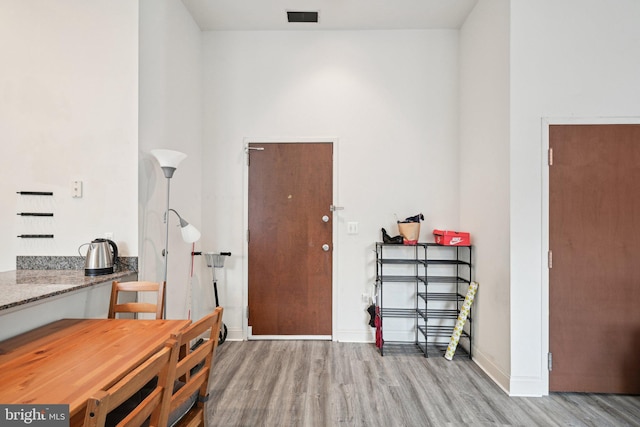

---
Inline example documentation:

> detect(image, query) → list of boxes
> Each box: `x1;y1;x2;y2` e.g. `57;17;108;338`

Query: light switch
72;181;83;198
347;221;359;235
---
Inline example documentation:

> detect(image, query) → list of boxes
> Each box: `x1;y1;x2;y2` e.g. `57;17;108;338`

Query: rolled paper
444;281;479;361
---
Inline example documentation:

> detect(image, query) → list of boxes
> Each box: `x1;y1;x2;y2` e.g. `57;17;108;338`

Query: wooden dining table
0;318;191;426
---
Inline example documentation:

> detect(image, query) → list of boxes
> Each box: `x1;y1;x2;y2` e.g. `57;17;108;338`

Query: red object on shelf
375;306;383;348
433;229;471;246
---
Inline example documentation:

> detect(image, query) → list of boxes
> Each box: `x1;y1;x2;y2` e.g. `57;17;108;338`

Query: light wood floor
207;341;640;426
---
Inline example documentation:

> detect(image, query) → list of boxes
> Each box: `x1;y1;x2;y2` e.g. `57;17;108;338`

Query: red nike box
433;229;471;246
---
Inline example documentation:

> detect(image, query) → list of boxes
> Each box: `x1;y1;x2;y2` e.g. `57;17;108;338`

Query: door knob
322;215;330;223
322;244;330;251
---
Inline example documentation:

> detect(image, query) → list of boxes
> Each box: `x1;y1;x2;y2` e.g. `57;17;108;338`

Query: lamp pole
163;175;171;285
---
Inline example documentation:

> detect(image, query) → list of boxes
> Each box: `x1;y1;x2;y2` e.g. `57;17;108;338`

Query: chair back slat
175;341;213;380
113;302;161;314
108;281;166;320
171;367;208;409
119;388;162;426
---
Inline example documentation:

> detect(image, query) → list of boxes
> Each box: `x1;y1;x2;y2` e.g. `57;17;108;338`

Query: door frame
242;137;340;341
541;116;640;394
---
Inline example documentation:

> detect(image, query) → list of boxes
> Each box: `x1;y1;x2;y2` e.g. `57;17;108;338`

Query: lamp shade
180;223;201;243
151;149;187;169
169;209;201;243
151;149;187;178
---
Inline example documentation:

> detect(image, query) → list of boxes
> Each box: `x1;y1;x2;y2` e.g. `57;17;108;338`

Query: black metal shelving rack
375;242;472;358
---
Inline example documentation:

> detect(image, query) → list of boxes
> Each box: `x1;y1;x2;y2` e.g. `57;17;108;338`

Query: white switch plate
104;232;113;240
347;221;359;234
72;180;83;198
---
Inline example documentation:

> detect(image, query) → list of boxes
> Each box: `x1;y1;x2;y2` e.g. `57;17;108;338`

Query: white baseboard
248;334;332;340
508;376;545;397
471;346;511;395
333;329;375;343
227;328;244;342
470;347;546;397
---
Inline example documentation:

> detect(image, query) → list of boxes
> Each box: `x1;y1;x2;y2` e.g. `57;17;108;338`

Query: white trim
541;116;640;396
471;347;511;395
249;334;332;341
242;137;340;341
509;376;546;397
541;118;550;396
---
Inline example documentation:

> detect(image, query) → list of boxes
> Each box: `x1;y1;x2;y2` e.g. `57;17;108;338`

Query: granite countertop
0;269;136;311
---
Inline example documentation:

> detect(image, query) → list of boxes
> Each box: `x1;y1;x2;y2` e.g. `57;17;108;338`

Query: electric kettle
79;238;118;276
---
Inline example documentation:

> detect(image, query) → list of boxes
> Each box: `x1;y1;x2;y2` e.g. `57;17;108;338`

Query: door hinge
548;352;553;371
548;250;553;269
246;229;250;243
548;148;553;166
246;306;249;319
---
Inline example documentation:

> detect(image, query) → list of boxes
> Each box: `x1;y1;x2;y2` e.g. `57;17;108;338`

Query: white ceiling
181;0;479;31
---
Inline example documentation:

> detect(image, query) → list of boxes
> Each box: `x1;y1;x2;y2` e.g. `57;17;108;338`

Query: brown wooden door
248;143;333;336
549;124;640;394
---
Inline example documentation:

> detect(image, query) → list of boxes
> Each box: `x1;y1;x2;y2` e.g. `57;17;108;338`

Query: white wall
509;0;640;396
202;30;461;341
459;0;511;392
138;0;205;319
0;0;139;271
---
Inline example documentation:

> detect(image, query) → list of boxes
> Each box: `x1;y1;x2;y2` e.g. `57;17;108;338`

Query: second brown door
549;124;640;394
248;143;333;336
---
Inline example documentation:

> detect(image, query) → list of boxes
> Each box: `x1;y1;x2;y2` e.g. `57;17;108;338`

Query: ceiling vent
287;11;319;23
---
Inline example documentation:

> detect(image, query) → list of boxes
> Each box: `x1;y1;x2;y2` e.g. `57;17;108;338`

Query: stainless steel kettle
79;238;118;276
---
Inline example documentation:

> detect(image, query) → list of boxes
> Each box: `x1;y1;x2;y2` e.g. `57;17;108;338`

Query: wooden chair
168;307;224;427
108;281;166;320
84;337;180;427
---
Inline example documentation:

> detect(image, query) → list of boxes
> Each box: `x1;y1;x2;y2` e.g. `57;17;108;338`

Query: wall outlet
104;232;113;240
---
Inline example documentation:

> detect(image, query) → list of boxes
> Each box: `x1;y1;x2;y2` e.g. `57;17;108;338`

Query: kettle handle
78;243;90;257
106;239;119;265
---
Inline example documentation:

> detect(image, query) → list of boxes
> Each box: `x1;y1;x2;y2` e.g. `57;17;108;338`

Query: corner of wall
472;347;511;395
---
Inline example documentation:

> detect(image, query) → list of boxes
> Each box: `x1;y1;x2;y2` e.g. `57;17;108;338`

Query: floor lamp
151;149;201;317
